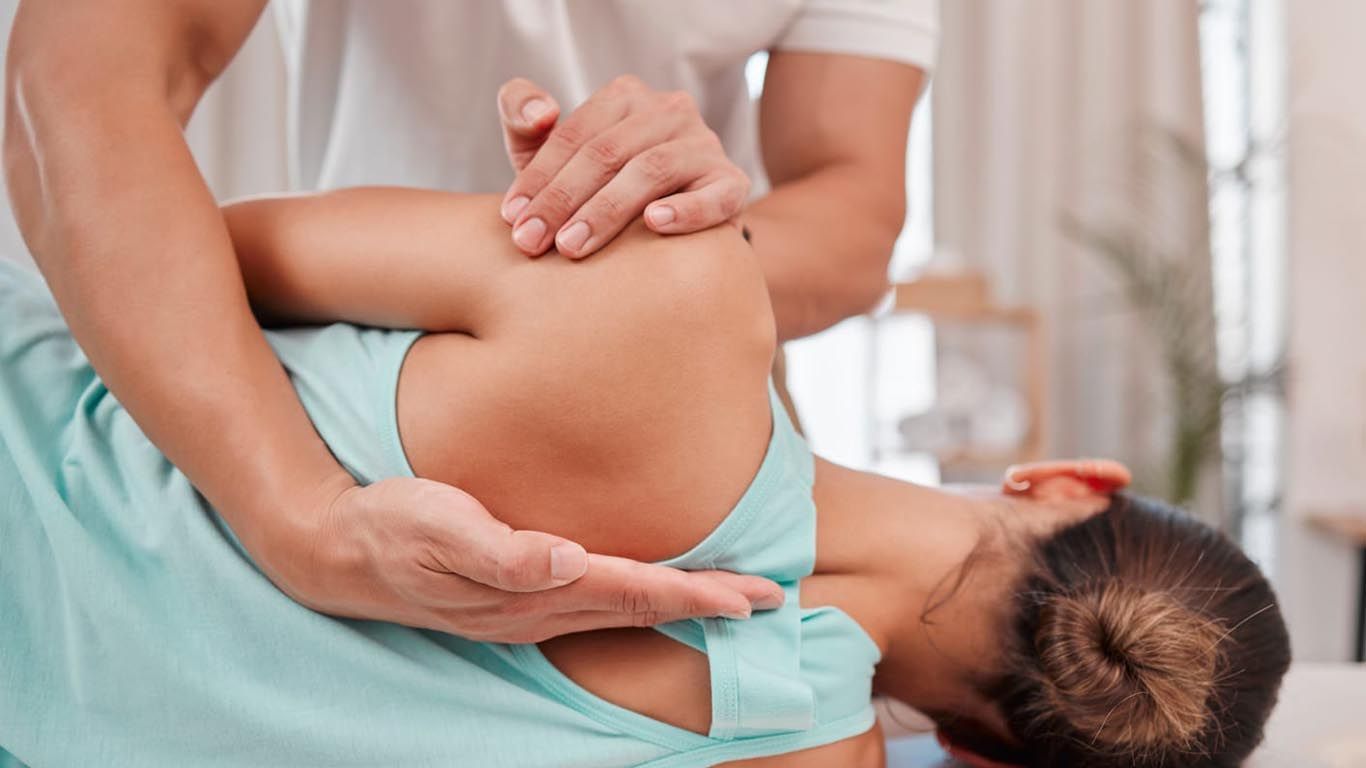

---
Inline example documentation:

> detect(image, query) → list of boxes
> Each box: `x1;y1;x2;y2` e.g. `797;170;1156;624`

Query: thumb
497;77;560;172
491;529;589;592
447;503;589;591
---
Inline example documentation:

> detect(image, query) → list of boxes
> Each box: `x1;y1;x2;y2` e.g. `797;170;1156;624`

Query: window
1199;0;1287;568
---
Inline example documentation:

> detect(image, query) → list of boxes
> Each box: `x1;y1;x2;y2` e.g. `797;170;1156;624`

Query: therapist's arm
1;0;345;584
4;0;768;642
745;52;924;340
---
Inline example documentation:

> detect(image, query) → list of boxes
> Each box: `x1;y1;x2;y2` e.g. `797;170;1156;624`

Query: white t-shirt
274;0;936;196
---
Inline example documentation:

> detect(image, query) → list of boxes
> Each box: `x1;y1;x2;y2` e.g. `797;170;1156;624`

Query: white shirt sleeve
773;0;938;71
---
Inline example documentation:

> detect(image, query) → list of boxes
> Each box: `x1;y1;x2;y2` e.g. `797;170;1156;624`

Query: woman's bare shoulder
395;222;776;561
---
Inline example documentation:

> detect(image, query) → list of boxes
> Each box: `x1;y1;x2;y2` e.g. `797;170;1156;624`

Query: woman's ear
1001;459;1131;501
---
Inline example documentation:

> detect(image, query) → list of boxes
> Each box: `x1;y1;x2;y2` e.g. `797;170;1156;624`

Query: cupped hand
277;477;784;644
496;75;751;259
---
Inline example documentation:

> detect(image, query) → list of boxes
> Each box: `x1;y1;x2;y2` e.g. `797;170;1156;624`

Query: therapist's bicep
757;51;924;232
744;52;924;338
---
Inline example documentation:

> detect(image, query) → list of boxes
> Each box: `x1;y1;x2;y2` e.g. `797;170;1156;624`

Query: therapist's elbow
782;214;899;340
840;215;903;317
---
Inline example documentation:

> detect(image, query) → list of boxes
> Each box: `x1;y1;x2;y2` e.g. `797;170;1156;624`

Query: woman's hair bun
1034;580;1225;753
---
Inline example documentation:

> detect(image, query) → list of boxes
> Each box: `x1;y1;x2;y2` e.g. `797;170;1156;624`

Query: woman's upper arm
226;189;512;329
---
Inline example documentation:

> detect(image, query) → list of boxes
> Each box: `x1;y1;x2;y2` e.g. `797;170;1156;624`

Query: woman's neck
804;458;1024;722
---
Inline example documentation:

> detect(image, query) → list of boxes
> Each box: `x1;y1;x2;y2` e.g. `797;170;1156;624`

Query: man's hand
284;477;784;644
496;75;750;259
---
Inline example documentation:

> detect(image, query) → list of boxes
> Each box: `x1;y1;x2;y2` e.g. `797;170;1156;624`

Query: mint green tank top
0;261;880;767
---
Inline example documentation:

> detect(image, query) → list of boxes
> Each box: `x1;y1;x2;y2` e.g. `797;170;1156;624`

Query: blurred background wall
1277;0;1366;662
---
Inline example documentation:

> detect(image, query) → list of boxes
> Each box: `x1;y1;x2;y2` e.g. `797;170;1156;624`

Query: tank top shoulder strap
653;384;818;739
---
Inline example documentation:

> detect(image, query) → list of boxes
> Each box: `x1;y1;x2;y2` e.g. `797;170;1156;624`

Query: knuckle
494;554;537;590
583;136;626;171
636;149;677;187
629;611;668;628
719;179;748;215
615;584;656;617
661;89;696;113
493;593;535;621
549;121;588;150
611;73;644;93
517;165;554;194
460;623;500;643
586;193;628;226
501;626;544;644
450;610;502;641
537;184;577;217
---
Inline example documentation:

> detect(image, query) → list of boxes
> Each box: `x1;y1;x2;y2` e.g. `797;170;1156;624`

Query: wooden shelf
878;270;1047;467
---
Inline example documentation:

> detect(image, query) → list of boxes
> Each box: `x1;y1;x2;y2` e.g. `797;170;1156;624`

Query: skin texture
497;53;926;339
3;1;775;644
227;190;1122;766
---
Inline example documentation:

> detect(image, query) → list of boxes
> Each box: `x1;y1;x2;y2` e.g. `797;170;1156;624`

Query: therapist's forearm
4;5;351;585
744;166;905;341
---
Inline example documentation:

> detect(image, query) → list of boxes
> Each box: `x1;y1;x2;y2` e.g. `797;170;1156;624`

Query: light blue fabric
0;261;880;767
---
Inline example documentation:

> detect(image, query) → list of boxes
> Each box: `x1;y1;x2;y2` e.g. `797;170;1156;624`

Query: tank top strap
653;384;819;739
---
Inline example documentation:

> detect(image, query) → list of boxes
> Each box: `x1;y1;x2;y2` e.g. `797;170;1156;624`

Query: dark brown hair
955;494;1291;767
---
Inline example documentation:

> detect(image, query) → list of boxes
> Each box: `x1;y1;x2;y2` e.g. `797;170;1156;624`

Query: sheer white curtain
932;0;1218;510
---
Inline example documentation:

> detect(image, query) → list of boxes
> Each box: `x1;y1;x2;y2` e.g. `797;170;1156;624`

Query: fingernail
753;591;785;611
721;608;752;621
502;195;530;222
646;205;675;227
521;98;550;125
550;542;587;582
513;217;546;251
556;221;591;254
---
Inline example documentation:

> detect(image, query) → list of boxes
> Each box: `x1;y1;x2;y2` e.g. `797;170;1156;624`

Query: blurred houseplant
1060;130;1283;516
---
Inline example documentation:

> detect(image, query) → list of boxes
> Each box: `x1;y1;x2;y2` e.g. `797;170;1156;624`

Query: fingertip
699;581;757;621
645;204;676;229
501;195;530;223
752;588;785;612
512;216;549;254
717;594;754;621
549;541;588;584
516;99;559;134
555;220;592;257
494;530;580;591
